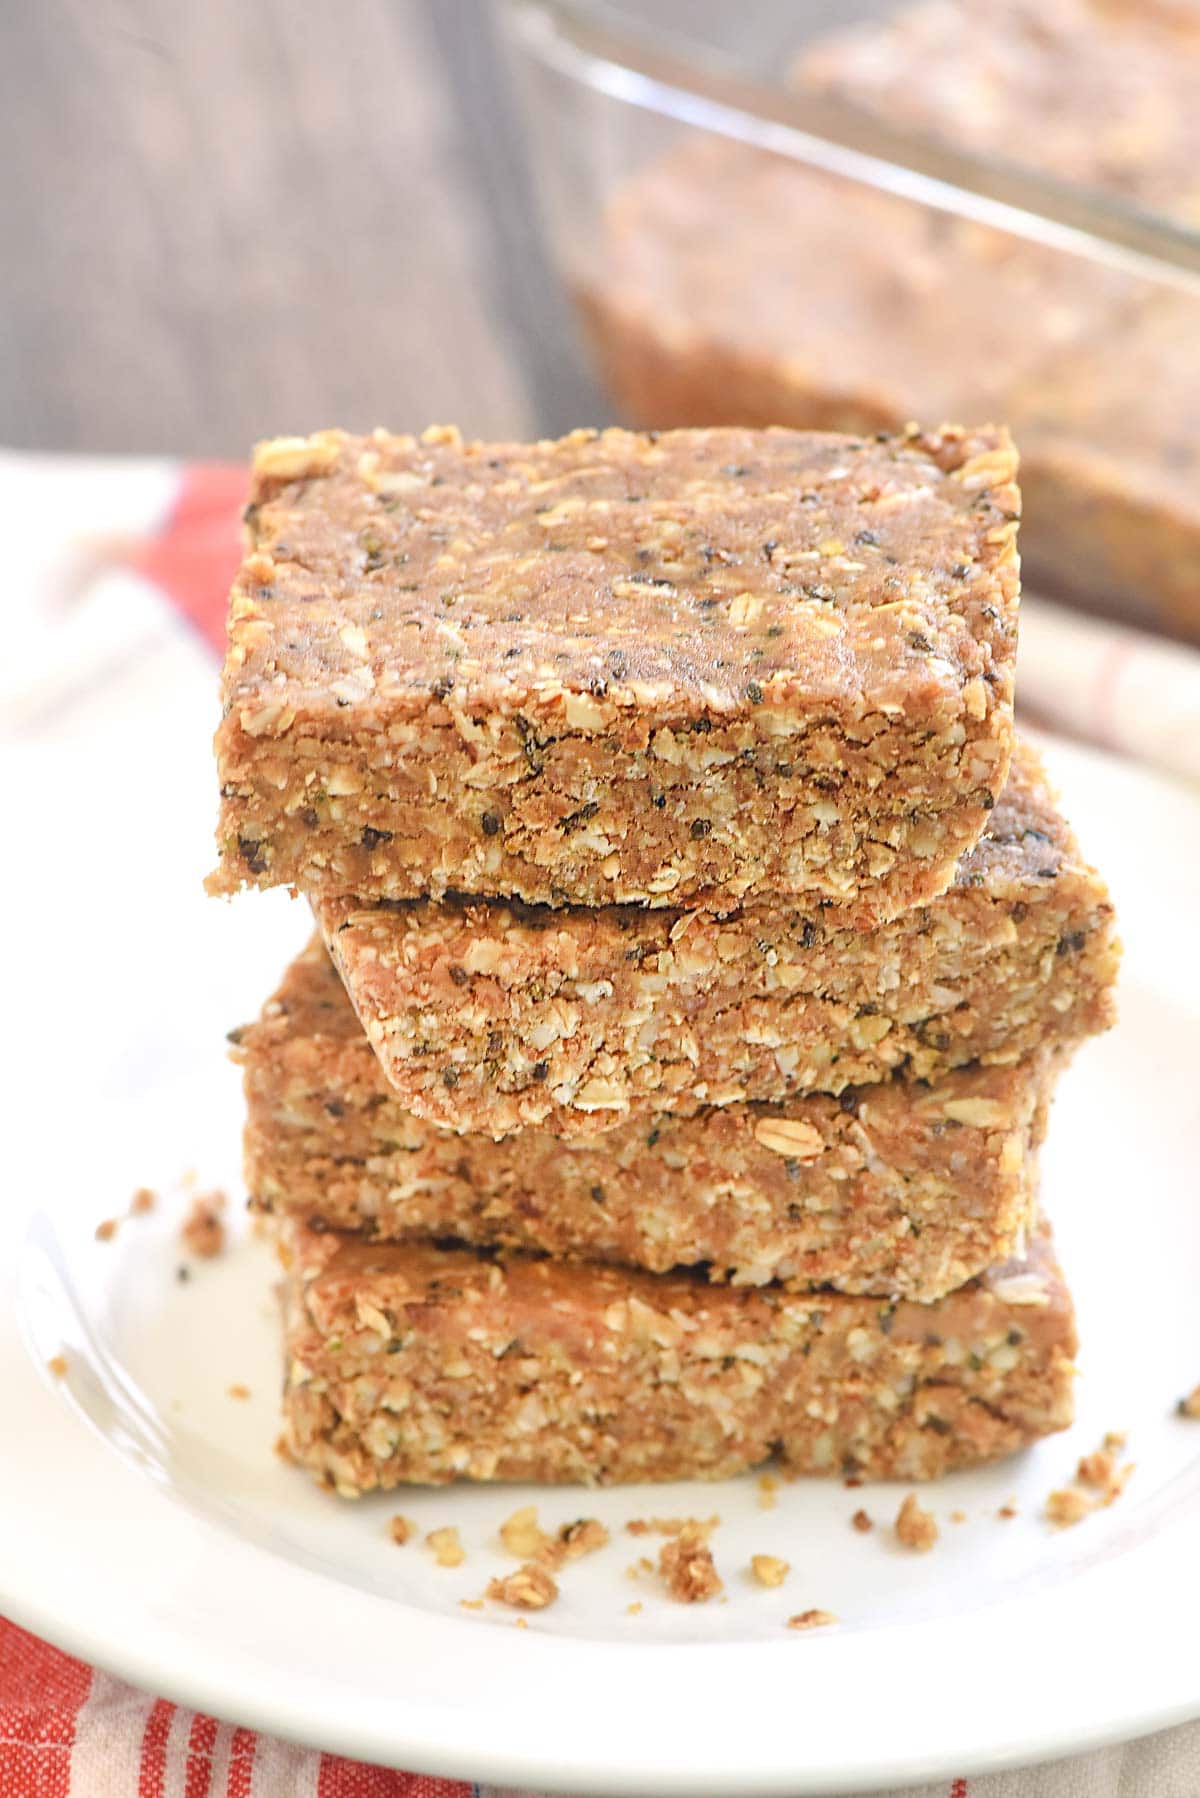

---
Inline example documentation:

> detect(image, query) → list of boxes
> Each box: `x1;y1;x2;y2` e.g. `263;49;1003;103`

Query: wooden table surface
2;0;856;459
1;0;604;457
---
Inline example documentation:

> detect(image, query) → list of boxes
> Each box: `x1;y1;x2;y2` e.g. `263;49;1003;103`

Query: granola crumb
1177;1386;1200;1419
788;1609;837;1631
750;1554;790;1588
540;1518;610;1570
659;1524;723;1602
47;1355;69;1379
273;1432;294;1462
486;1563;559;1610
1077;1449;1115;1488
1100;1462;1136;1507
181;1191;227;1258
426;1526;465;1568
1049;1434;1135;1523
94;1218;119;1243
950;1509;967;1524
851;1508;873;1534
130;1187;157;1215
626;1600;643;1615
998;1503;1018;1520
388;1514;416;1546
499;1504;550;1561
895;1493;938;1551
757;1472;779;1510
627;1514;719;1539
1046;1487;1093;1527
843;1475;864;1489
459;1598;484;1610
514;1616;529;1629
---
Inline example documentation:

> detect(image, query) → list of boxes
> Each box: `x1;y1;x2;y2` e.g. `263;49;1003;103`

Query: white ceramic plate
4;654;1200;1795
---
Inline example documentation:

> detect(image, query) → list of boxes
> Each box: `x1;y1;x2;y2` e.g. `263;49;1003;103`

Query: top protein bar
209;423;1019;919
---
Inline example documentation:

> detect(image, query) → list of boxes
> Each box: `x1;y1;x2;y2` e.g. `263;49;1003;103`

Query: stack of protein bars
211;422;1119;1496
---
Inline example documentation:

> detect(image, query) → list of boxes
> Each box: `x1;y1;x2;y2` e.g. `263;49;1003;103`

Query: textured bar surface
311;741;1118;1136
239;939;1056;1301
280;1219;1076;1491
211;422;1019;920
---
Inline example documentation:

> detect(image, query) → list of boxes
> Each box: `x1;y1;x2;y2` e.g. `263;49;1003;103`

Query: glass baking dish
503;0;1200;644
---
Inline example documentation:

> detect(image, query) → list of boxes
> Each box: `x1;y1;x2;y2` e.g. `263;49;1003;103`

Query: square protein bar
311;740;1118;1137
211;422;1019;921
238;938;1056;1302
279;1218;1076;1491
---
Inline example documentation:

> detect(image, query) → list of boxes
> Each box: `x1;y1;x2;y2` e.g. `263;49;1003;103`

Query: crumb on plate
130;1187;157;1215
486;1564;559;1610
851;1508;873;1533
426;1526;465;1568
542;1518;609;1569
895;1492;938;1551
1046;1487;1093;1527
94;1218;119;1243
47;1355;69;1379
1048;1434;1135;1524
388;1515;416;1546
181;1191;227;1258
659;1524;723;1602
1077;1449;1115;1488
499;1504;549;1560
788;1609;837;1631
750;1554;790;1588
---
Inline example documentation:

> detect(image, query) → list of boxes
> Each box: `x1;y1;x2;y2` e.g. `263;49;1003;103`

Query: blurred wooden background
1;0;849;457
0;0;592;454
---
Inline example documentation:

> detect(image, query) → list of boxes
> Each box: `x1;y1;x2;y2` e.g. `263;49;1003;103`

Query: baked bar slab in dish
311;741;1118;1136
795;0;1200;231
577;138;1123;460
238;939;1055;1302
279;1218;1076;1491
210;422;1019;921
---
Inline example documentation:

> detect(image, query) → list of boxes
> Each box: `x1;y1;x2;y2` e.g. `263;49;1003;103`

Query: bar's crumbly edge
309;740;1119;1136
238;939;1057;1302
278;1219;1076;1493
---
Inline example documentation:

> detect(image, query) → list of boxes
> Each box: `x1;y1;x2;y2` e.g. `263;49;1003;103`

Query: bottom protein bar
279;1219;1076;1492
